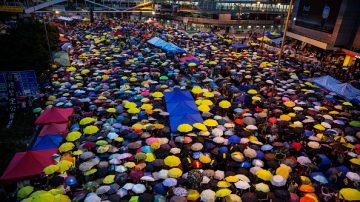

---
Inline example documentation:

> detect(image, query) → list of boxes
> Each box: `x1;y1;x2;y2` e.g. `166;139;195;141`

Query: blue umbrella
261;144;273;151
154;183;167;195
162;178;177;187
310;172;328;184
218;146;228;154
303;131;314;137
228;135;241;144
240;161;251;168
234;108;244;113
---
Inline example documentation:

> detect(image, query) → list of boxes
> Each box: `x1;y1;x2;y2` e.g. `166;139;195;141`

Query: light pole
42;16;54;64
272;0;293;94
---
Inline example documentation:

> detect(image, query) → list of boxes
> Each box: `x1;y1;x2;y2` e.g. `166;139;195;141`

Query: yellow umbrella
168;168;183;178
203;92;214;98
350;158;360;165
48;188;62;195
132;123;144;130
106;108;116;113
219;100;231;109
339;188;360;201
216;189;232;197
103;175;115;184
32;192;54;202
153;124;165;129
124;162;136;168
84;168;97;176
209;61;217;65
83;125;99;135
284;101;295;108
204;119;218;127
56;160;73;173
81;69;90;74
225;176;239;183
313;124;325;131
66;67;76;72
66;131;82;141
192;86;203;94
201;99;214;106
54;194;71;202
152;92;164;98
59;142;75;152
141;104;153;110
80;117;96;125
164;155;181;167
127;108;140;114
193;123;208;131
256;169;273;181
247;89;258;94
43;164;59;175
187;189;200;201
276;166;290;179
255;183;270;193
217;181;231;188
188;63;197;67
199;156;211;164
279;115;291;121
177;124;193;133
17;186;34;198
198;104;211;112
145;153;156;162
124;101;137;108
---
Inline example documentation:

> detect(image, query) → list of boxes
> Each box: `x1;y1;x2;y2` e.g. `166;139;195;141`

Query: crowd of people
6;18;360;202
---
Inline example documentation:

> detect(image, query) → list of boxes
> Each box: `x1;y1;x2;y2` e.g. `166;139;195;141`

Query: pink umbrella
282;97;290;102
141;91;150;96
146;137;158;145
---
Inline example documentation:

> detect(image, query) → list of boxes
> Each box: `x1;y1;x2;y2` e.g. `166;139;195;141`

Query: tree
0;18;59;75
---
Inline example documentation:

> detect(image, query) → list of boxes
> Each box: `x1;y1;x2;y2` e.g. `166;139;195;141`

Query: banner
0;71;39;100
6;73;17;128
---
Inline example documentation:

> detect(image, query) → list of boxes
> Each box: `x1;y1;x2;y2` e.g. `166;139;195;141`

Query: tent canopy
32;135;63;151
0;149;58;182
308;76;360;104
180;54;200;64
147;37;185;54
231;42;250;49
164;88;203;132
35;107;74;125
39;123;68;137
271;38;282;45
164;88;194;103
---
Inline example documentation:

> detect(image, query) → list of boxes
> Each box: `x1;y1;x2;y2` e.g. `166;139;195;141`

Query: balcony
175;16;275;26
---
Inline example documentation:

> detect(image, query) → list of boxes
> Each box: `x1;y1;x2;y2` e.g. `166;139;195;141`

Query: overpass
24;0;152;14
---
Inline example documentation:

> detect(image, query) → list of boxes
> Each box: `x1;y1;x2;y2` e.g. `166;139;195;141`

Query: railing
175;16;275;25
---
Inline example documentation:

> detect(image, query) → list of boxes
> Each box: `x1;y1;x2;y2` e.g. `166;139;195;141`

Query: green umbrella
349;121;360;127
32;107;42;113
160;76;168;81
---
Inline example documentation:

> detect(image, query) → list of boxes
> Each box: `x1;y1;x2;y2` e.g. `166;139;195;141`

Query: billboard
295;0;343;33
0;71;39;100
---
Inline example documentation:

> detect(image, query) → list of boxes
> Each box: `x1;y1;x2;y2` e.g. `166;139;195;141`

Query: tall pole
43;20;53;64
272;0;293;94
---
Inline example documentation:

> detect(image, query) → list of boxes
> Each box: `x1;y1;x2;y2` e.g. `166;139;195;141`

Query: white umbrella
122;183;134;190
308;141;321;149
214;170;225;180
234;180;251;190
200;189;216;202
270;175;287;187
235;174;250;182
297;156;312;166
246;125;258;130
140;176;155;182
213;137;225;144
244;147;257;158
84;193;101;202
346;172;360;182
132;184;146;194
158;169;169;179
212;128;223;137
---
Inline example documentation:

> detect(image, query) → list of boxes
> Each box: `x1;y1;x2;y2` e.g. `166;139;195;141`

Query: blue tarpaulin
231;42;250;49
147;37;185;54
164;88;203;132
271;37;282;45
308;76;360;104
32;135;63;151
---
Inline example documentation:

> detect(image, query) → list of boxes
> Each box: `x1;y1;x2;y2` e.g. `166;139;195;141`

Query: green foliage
0;19;59;73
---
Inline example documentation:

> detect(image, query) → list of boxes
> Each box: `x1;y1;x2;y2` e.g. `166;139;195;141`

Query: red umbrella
83;142;96;149
292;142;302;151
235;119;243;125
268;117;277;124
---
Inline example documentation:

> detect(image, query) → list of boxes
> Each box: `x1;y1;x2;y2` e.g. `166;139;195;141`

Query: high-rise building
287;0;360;67
153;0;291;34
